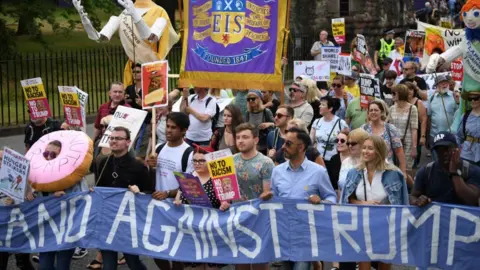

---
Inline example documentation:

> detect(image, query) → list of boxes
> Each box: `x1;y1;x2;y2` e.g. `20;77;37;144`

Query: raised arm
117;0;167;42
73;0;120;41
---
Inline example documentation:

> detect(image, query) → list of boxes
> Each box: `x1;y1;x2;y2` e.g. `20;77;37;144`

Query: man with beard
410;131;480;207
399;61;428;100
427;75;457;159
288;82;314;126
267;105;294;159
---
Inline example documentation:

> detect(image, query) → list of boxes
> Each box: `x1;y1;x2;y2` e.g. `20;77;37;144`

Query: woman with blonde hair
341;135;408;270
302;78;322;129
338;128;370;191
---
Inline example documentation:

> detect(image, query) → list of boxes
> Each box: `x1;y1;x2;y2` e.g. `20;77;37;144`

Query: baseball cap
383;57;393;65
248;89;264;99
435;74;449;86
290;82;307;93
385;29;395;35
345;71;359;80
432;131;458;149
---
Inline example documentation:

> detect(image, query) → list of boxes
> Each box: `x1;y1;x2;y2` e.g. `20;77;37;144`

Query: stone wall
290;0;416;54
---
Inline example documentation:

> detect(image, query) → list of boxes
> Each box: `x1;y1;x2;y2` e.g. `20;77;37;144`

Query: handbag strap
440;94;452;133
402;105;412;141
385;124;396;157
362;170;367;201
322;118;341;158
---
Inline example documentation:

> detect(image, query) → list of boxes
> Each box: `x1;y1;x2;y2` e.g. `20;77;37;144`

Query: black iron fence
0;34;314;127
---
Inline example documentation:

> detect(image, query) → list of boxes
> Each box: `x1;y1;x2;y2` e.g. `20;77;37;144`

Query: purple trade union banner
179;0;288;91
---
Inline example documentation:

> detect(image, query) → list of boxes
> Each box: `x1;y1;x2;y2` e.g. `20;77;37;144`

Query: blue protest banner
0;188;478;269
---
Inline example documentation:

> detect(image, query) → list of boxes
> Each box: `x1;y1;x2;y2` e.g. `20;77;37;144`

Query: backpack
190;95;220;132
462;110;472;137
425;160;470;182
155;143;193;172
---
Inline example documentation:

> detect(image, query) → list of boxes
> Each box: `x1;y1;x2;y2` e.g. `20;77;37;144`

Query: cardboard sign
20;78;51;120
451;59;463;82
294;61;330;81
75;87;88;132
336;54;352;76
58;86;84;127
98;106;148;149
332;18;345;44
0;147;29;202
207;155;240;201
389;59;403;76
440;17;452;29
174;172;212;207
356;34;367;55
321;46;341;72
141;61;168;109
404;30;426;59
395;72;451;91
359;74;380;108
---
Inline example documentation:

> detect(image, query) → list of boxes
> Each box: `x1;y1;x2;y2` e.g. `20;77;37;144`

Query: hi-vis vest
379;38;395;60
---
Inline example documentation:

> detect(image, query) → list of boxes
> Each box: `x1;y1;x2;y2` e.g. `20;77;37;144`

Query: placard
331;18;345;44
75;87;88;132
98;106;148;149
321;46;341;72
58;86;84;127
359;74;380;108
141;61;168;109
207;155;240;201
396;72;451;91
440;17;452;29
174;172;212;207
389;58;403;76
293;61;330;81
0;147;29;202
404;30;426;59
356;34;367;55
336;54;352;76
20;77;51;120
451;59;463;82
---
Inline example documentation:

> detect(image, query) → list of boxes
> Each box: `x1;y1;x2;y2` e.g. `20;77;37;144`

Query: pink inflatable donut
25;130;93;192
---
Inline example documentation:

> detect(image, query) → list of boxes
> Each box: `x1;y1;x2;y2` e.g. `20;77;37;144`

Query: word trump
0;189;478;269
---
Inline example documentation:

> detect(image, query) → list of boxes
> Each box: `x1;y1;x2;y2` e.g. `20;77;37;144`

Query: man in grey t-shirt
311;30;335;61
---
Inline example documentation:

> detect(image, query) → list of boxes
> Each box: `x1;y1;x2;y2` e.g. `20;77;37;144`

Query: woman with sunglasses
457;93;480;166
341;135;408;270
361;100;408;183
326;130;351;191
245;90;274;154
405;81;427;168
328;76;354;120
174;145;229;270
338;128;370;192
210;104;244;152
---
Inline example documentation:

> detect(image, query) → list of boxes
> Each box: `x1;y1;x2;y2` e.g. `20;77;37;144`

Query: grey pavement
0;124;422;270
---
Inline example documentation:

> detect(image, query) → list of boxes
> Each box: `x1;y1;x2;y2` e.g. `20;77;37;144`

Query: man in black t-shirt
399;61;428;100
24;117;63;152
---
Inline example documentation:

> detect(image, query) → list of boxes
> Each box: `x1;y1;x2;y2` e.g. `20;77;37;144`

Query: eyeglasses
275;113;287;118
192;159;207;165
332;84;342;88
334;138;346;144
43;151;57;159
246;97;257;102
284;140;302;147
109;136;127;141
289;88;301;93
347;141;358;147
133;70;141;74
468;96;480;101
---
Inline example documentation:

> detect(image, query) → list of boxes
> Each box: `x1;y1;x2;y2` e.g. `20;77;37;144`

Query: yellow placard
208;156;236;178
60;92;80;107
332;22;345;36
23;83;47;100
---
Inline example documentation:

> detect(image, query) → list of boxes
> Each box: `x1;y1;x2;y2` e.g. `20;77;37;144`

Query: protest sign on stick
336;54;352;76
404;30;426;60
99;106;147;149
294;61;330;81
359;74;380;108
141;61;169;109
58;86;83;128
207;154;240;201
332;18;345;44
75;87;88;132
356;34;367;55
0;147;29;202
21;78;51;120
174;172;212;207
321;46;341;72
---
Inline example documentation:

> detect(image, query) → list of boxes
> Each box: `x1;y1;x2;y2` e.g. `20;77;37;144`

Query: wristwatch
449;169;462;177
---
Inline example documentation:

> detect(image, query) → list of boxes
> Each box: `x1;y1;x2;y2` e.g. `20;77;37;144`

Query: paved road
1;124;423;270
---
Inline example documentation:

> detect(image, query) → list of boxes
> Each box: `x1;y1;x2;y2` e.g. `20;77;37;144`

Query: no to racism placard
58;86;83;128
0;188;479;269
0;147;29;202
141;61;169;109
21;78;51;120
99;106;148;149
294;61;330;82
207;155;240;201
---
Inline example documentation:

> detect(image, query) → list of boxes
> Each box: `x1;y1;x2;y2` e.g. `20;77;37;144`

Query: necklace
112;158;119;179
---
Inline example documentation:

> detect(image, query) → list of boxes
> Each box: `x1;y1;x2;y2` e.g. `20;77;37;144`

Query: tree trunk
16;13;36;36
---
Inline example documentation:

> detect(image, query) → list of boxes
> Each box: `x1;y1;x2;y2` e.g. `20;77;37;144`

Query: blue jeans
283;261;312;270
39;249;75;270
101;250;147;270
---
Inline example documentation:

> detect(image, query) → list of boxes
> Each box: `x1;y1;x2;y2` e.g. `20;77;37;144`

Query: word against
0;188;479;269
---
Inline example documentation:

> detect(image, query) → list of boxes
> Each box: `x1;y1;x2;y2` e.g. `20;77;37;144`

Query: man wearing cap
374;30;395;71
289;82;314;126
310;30;334;61
344;72;360;98
427;74;457;158
410;131;480;207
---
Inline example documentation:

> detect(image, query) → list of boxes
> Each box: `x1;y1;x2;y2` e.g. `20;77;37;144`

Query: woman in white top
310;96;349;165
338;128;370;191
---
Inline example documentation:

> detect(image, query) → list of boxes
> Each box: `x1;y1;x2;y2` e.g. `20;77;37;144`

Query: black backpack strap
190;95;197;104
181;147;194;172
426;161;435;182
155;143;166;155
463;110;472;137
205;97;212;107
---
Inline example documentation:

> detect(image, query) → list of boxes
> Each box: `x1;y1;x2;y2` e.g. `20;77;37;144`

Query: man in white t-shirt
180;87;217;146
310;30;335;61
146;111;193;269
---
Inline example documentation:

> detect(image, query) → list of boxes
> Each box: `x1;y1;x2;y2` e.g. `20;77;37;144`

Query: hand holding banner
21;78;51;120
331;18;345;44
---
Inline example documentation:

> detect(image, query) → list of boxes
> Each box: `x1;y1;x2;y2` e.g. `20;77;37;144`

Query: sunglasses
192;159;207;165
275;113;287;118
100;124;108;129
284;140;301;147
43;151;57;159
332;84;342;88
246;97;257;102
289;88;301;93
347;141;358;147
109;136;127;141
334;138;346;144
468;96;480;101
